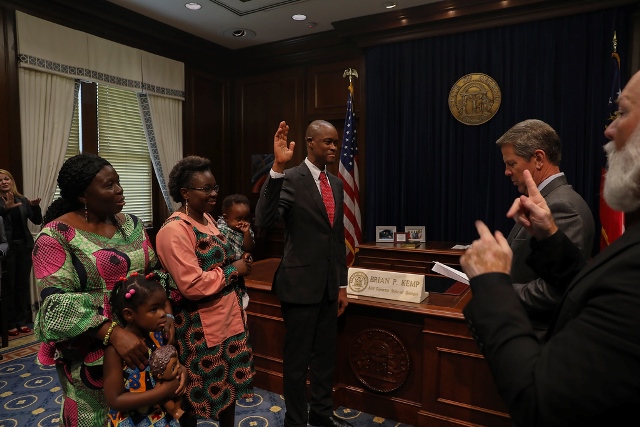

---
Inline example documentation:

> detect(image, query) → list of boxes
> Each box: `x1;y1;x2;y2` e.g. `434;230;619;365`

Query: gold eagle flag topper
449;73;502;125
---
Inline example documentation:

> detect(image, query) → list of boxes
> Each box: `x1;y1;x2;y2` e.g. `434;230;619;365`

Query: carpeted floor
0;330;413;427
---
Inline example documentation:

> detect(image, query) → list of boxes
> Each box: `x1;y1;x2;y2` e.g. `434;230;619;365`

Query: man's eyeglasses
186;184;219;194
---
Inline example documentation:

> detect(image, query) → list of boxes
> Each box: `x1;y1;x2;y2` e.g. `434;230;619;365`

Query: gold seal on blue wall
449;73;501;125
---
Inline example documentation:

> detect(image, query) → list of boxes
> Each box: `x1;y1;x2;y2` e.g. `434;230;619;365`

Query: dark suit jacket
464;222;640;426
0;195;43;248
507;175;594;332
255;161;347;304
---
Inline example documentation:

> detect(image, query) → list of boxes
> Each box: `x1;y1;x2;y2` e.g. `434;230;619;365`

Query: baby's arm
104;345;180;412
240;222;255;252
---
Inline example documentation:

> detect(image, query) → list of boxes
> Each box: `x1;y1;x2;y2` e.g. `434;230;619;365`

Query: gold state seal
348;271;369;293
449;73;501;125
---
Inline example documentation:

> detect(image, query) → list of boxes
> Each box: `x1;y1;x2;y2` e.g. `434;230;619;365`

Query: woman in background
155;155;254;427
32;154;170;427
0;168;42;336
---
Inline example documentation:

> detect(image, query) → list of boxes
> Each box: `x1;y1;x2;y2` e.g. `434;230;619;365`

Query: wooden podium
245;243;511;427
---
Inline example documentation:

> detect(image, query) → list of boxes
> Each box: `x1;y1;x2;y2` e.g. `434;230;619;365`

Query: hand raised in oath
272;121;295;173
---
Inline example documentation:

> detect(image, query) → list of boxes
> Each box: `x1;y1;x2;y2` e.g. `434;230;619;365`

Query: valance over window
16;11;185;100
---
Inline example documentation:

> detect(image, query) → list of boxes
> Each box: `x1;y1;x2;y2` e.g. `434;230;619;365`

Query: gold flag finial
613;31;617;53
343;68;358;95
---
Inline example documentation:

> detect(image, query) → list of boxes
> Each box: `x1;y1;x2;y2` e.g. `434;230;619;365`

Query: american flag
599;35;625;250
339;87;362;266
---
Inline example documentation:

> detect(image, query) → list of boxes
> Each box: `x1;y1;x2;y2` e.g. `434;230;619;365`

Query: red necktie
319;171;335;225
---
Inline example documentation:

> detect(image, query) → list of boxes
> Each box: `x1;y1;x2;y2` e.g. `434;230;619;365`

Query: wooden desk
246;256;510;427
355;241;465;275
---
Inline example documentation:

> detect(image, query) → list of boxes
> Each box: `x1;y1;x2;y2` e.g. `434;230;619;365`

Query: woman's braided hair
43;153;122;234
109;271;165;327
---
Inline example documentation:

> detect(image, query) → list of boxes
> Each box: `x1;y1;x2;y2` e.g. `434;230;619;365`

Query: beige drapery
15;11;185;309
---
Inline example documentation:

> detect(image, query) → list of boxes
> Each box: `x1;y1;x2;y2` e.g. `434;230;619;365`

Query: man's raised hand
460;221;512;279
506;169;557;240
273;121;295;173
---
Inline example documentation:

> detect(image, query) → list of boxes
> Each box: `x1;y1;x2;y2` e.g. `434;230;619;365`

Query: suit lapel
329;174;341;209
507;223;523;243
539;174;568;198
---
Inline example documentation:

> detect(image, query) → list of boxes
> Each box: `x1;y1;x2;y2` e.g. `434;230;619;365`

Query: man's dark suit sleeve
255;175;286;229
464;229;640;426
525;231;586;292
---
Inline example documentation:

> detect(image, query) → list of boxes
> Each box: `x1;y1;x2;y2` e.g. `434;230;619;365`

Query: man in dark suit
460;70;640;426
496;119;594;336
255;120;352;427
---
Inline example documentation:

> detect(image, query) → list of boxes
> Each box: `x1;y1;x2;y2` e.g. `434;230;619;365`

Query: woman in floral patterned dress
32;153;176;427
156;156;254;427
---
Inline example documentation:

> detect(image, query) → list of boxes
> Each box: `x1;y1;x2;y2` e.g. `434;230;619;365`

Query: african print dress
32;214;157;427
155;212;254;420
107;332;180;427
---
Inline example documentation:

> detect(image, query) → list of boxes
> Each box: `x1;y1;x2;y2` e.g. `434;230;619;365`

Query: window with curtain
54;82;153;226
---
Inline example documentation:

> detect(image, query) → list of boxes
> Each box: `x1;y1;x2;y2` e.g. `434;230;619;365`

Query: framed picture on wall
405;226;426;242
375;226;397;243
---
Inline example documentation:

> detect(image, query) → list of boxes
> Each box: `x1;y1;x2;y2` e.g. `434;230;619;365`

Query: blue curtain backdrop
364;6;633;253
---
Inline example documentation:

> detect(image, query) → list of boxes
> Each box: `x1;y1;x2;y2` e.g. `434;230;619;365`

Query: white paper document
431;261;469;285
451;244;471;250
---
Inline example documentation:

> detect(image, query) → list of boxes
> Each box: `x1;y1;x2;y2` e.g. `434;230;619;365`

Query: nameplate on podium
347;267;428;303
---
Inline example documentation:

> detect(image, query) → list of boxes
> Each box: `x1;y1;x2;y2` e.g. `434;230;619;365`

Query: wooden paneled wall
233;60;364;204
233;59;364;260
0;0;636;240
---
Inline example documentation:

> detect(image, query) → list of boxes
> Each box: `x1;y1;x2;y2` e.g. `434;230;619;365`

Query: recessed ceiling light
185;2;201;10
383;2;397;8
222;28;256;39
292;14;307;21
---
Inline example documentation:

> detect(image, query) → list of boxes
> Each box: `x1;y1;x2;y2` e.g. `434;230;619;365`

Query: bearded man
458;69;640;427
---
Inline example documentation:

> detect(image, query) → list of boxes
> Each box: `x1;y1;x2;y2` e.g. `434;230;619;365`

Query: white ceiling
107;0;442;50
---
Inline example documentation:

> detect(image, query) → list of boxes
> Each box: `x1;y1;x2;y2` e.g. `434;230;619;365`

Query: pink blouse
156;212;244;347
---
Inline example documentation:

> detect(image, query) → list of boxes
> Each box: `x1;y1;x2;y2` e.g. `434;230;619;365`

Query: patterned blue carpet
0;333;413;427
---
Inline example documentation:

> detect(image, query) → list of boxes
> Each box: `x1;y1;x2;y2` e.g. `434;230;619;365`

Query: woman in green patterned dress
156;156;254;427
32;153;179;427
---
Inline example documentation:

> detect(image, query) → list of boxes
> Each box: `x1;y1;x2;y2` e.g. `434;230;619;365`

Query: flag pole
343;68;359;95
600;30;625;249
612;31;620;70
340;67;362;266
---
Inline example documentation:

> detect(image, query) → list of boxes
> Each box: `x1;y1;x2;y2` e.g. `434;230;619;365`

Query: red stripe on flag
599;45;625;250
339;89;362;266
